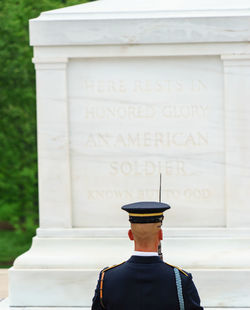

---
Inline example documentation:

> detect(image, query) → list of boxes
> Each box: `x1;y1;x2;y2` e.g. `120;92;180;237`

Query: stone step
1;298;250;310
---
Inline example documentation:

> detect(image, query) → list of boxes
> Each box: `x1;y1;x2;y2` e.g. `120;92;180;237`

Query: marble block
8;0;250;309
68;55;224;228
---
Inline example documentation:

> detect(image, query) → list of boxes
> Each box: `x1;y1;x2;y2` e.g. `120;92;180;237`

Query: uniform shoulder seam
165;262;189;276
102;261;126;273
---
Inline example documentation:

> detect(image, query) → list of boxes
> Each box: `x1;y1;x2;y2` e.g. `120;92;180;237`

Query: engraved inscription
69;57;224;227
84;132;208;148
83;104;208;120
87;187;212;201
83;79;207;94
110;160;194;176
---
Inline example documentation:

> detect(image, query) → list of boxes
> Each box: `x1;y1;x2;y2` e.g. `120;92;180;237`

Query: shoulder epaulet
102;261;126;273
100;261;126;309
165;262;189;277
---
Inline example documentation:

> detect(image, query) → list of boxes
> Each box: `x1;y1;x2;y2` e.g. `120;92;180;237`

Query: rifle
158;173;163;260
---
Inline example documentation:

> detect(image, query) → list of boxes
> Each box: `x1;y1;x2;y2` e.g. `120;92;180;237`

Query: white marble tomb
6;0;250;309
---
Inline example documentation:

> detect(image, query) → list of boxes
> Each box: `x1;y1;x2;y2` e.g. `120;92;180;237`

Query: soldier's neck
134;243;158;252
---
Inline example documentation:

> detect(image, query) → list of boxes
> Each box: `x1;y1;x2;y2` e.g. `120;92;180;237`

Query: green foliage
0;230;34;268
0;0;93;236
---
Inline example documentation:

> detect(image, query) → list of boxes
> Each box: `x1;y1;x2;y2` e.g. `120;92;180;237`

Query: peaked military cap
122;201;171;223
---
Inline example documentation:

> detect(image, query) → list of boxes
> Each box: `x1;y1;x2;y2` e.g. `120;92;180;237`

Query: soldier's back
92;255;202;310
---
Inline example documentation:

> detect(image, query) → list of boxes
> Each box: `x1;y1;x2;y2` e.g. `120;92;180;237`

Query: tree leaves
0;0;93;233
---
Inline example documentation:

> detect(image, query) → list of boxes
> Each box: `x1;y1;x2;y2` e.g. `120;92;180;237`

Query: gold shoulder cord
99;262;126;309
165;262;188;277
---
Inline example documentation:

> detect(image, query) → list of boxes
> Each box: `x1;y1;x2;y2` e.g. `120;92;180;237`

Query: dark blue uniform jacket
92;255;203;310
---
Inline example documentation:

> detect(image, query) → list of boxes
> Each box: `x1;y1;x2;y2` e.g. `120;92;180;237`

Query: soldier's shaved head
128;222;163;252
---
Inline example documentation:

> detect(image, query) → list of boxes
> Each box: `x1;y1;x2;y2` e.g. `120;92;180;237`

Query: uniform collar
128;255;162;264
132;251;159;257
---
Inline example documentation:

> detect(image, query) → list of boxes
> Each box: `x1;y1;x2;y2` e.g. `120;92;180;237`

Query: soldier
92;201;203;310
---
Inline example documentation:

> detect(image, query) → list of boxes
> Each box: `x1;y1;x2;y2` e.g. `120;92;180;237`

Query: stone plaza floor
0;269;8;301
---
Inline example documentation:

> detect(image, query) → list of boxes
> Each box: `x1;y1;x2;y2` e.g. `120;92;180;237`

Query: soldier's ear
159;229;163;241
128;229;134;240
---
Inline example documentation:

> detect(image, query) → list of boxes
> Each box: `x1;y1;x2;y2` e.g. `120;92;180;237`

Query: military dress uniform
91;201;203;310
